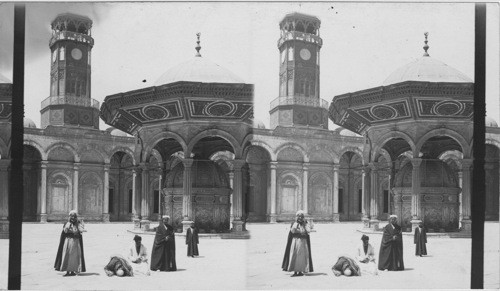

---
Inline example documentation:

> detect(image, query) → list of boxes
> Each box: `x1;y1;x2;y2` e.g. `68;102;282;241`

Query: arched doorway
109;151;134;221
23;145;42;221
245;145;271;222
339;151;362;221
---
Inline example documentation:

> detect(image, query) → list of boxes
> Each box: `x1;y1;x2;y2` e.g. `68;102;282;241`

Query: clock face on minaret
277;14;322;99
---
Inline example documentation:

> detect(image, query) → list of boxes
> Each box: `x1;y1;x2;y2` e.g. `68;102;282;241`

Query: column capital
461;158;473;168
333;164;340;171
40;160;49;167
410;158;422;167
368;162;378;171
302;162;310;170
232;159;246;170
182;158;194;168
73;162;81;170
270;161;278;170
103;163;110;171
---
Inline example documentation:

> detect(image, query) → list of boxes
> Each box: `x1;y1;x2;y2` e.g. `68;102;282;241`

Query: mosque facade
0;12;498;239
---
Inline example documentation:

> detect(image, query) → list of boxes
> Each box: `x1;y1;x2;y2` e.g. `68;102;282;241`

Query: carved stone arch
79;171;103;215
486;138;500;151
248;139;276;161
187;129;242;158
309;144;337;164
148;148;163;169
23;139;47;160
46;142;79;162
47;171;72;215
371;131;416;162
308;171;333;216
108;146;136;166
80;149;105;164
278;171;302;214
276;143;307;162
245;145;271;165
144;131;187;161
415;128;470;158
338;146;364;165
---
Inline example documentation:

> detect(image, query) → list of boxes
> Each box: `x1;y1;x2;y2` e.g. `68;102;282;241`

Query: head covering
69;210;78;216
133;235;142;242
361;234;369;241
389;214;397;219
295;210;305;216
162;215;170;219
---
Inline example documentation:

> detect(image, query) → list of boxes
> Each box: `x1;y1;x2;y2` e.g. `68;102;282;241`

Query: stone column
181;158;194;232
102;163;110;222
362;167;371;228
410;158;422;231
140;163;150;230
228;171;234;224
302;163;309;214
457;170;463;228
369;163;379;230
73;163;80;213
332;164;340;222
39;161;48;223
269;162;277;223
231;159;245;232
0;159;10;239
461;159;472;232
132;168;140;228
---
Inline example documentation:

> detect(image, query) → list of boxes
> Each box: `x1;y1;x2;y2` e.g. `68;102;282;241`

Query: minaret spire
423;32;430;57
195;32;202;57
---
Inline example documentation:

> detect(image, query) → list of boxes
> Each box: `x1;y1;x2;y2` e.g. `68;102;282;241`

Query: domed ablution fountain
163;158;232;233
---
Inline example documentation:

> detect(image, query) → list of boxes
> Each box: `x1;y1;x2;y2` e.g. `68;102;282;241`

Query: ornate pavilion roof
330;33;473;134
100;34;253;135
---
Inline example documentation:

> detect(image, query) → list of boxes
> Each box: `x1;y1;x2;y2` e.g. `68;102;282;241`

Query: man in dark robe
186;223;199;257
150;215;177;272
281;210;313;275
414;223;427;256
378;215;404;271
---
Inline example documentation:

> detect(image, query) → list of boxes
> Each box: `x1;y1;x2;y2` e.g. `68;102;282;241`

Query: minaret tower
270;13;328;129
41;13;99;129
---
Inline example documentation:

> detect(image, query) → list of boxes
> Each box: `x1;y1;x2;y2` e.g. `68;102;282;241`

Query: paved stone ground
0;222;498;290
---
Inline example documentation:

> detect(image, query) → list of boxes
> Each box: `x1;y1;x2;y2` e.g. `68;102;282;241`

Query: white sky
0;2;498;129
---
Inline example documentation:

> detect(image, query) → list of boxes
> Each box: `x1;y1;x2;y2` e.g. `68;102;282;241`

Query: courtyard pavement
0;221;498;290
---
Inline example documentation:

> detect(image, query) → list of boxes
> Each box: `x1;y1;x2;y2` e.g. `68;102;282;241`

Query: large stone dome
383;56;472;86
486;116;498;127
24;118;37;128
155;56;244;86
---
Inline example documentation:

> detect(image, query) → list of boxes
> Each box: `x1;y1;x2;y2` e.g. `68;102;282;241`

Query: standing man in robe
378;214;404;271
186;222;199;257
54;210;86;276
414;223;427;257
281;210;313;277
150;215;177;272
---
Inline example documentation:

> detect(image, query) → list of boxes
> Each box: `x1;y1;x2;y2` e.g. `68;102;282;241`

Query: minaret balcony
270;96;329;111
41;95;100;111
49;30;94;47
277;31;322;48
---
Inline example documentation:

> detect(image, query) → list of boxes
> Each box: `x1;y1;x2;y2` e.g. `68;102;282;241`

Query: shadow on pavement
305;273;328;276
77;273;100;276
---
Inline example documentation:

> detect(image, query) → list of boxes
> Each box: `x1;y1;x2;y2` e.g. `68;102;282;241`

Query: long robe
332;256;361;276
128;243;150;276
150;222;177;272
104;255;133;277
281;222;313;273
414;226;427;256
378;222;404;271
356;243;378;275
54;221;86;273
186;227;199;257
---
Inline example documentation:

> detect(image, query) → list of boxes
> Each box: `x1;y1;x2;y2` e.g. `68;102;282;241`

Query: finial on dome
195;32;201;57
423;32;430;57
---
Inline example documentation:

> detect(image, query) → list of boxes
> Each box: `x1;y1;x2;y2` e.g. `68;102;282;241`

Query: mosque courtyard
0;222;498;290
